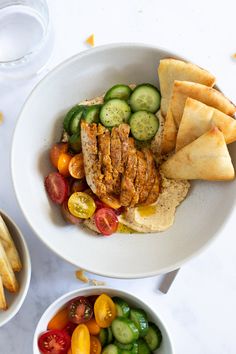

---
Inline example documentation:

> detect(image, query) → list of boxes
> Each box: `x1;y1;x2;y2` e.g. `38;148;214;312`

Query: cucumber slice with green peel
144;322;162;350
102;344;121;354
107;327;114;344
104;85;132;102
130;309;149;337
113;297;130;318
131;342;138;354
69;133;82;152
99;328;108;346
130;84;161;113
69;108;84;134
63;105;81;132
129;111;159;141
136;339;151;354
83;105;101;124
111;317;139;344
100;99;131;127
114;342;134;350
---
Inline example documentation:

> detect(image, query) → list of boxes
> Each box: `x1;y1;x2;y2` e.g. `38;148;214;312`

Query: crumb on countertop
75;269;106;286
232;53;236;59
0;112;3;124
86;34;95;47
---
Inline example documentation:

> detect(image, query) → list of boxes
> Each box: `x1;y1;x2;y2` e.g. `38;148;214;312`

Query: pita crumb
86;34;95;47
75;269;89;283
232;53;236;59
0;112;3;124
90;279;106;286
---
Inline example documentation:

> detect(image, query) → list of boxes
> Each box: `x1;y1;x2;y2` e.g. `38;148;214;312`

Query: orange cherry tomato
69;153;85;179
94;294;117;328
71;324;90;354
50;142;68;168
47;308;69;331
86;318;100;335
68;348;72;354
71;179;88;193
90;336;101;354
58;153;72;177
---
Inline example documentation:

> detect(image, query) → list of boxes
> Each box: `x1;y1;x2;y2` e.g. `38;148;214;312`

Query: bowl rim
33;286;175;354
11;42;235;279
0;209;31;327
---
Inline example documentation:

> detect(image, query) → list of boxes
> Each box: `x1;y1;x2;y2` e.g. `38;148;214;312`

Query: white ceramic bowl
33;286;174;354
11;43;236;278
0;210;31;327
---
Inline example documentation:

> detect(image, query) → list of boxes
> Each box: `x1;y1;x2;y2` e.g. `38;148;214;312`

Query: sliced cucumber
113;297;130;318
100;99;131;127
112;317;139;344
104;85;132;102
69;133;82;152
131;342;138;354
129;111;159;141
102;344;121;354
144;322;162;350
130;309;148;337
130;84;161;113
69;107;84;134
83;105;101;124
137;339;151;354
107;327;114;344
99;328;108;346
63;105;81;132
114;342;134;350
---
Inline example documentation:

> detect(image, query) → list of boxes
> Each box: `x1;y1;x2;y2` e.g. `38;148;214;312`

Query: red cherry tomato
63;322;77;337
68;296;93;324
114;206;125;216
61;200;83;225
95;199;110;210
38;329;70;354
50;143;69;168
94;208;118;236
45;172;69;204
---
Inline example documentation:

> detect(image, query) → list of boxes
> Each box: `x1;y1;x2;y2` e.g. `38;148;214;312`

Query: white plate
33;287;174;354
11;43;236;278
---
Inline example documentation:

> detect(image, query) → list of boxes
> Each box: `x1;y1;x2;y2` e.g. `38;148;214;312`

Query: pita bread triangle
161;126;235;181
176;98;236;151
158;58;215;117
161;107;178;154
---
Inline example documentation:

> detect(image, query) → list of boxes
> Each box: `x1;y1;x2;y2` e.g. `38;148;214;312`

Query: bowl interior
0;211;31;327
33;287;174;354
11;44;236;278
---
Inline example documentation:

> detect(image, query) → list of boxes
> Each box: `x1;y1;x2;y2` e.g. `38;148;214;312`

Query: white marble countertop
1;0;236;353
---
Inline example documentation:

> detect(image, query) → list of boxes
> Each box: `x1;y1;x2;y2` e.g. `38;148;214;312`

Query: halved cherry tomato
68;297;93;324
63;322;77;337
94;294;117;328
71;179;88;193
50;143;68;168
61;199;83;225
69;153;85;179
100;195;121;209
87;295;99;307
58;153;72;177
94;208;118;236
68;349;72;354
86;318;100;335
71;324;90;354
47;308;69;331
94;199;110;210
38;329;70;354
68;192;96;219
90;336;101;354
45;172;69;204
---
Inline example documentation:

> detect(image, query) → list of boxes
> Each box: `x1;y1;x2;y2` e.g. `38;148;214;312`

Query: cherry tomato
38;329;70;354
68;192;96;219
45;172;69;204
95;199;110;210
58;153;72;177
94;208;118;236
100;195;121;209
68;349;72;354
61;200;83;225
71;179;88;193
90;336;101;354
63;322;77;337
86;295;99;307
114;206;125;216
86;318;100;335
69;153;85;179
47;308;69;331
50;143;69;168
71;324;90;354
94;294;117;328
68;297;93;324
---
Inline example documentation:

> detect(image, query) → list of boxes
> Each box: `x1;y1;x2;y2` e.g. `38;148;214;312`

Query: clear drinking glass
0;0;54;78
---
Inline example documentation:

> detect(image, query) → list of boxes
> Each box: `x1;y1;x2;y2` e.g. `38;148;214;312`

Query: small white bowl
33;286;174;354
0;210;31;327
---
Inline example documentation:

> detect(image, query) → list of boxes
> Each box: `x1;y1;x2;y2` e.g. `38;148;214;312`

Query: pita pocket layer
161;127;235;181
176;98;236;151
0;276;7;310
0;240;19;293
158;58;215;116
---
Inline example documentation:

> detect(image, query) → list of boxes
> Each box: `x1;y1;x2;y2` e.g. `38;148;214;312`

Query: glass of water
0;0;54;79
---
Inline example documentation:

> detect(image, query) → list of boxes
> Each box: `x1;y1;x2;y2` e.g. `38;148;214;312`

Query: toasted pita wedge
0;240;19;293
161;107;178;154
158;58;215;116
176;98;236;151
170;81;236;127
0;276;7;310
161;127;235;180
0;215;22;272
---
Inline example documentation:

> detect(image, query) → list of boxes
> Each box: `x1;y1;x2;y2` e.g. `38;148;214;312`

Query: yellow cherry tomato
86;318;100;335
69;153;85;179
90;336;101;354
94;294;117;328
58;153;72;176
71;324;90;354
68;192;96;219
